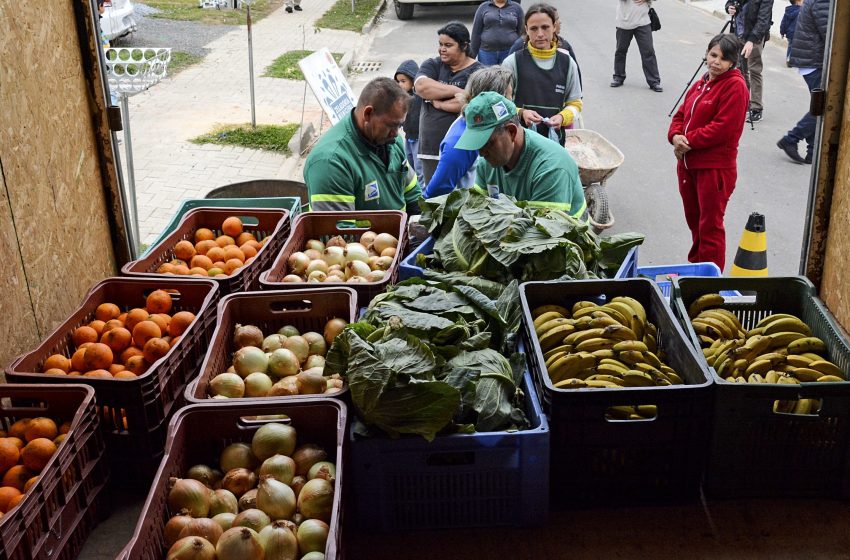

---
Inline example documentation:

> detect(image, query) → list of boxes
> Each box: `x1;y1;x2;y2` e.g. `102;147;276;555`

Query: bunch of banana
605;404;658;420
531;297;684;390
691;295;846;384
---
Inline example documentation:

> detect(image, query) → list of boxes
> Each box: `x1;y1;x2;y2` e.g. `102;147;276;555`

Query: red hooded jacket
667;68;749;169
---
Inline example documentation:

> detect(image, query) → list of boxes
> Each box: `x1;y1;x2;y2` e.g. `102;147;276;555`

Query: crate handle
771;397;822;416
232;215;261;227
237;414;293;426
604;405;658;422
0;399;49;414
425;451;475;467
269;299;314;313
141;287;184;302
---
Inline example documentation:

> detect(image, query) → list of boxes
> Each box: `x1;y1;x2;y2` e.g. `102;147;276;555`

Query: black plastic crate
519;278;712;506
672;276;850;498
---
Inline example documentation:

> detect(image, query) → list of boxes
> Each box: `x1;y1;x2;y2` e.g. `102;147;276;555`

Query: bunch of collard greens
324;278;528;441
418;187;644;282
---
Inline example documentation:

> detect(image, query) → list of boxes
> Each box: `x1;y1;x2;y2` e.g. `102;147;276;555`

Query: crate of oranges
6;277;218;484
0;384;108;560
122;207;291;295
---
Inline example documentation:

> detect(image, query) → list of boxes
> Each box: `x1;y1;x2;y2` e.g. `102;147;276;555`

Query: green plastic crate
142;197;302;257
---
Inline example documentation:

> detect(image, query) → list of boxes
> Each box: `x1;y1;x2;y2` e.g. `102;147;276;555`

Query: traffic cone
730;213;768;276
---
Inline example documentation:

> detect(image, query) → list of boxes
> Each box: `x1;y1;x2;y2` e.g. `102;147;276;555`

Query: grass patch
263;50;344;80
168;51;205;75
315;0;381;31
191;123;299;153
144;0;282;24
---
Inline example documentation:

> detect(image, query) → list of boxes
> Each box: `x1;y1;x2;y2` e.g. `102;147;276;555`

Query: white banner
299;48;356;126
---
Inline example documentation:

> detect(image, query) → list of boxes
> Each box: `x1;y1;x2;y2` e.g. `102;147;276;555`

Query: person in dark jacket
668;34;750;271
777;0;830;164
780;0;802;64
395;60;425;188
725;0;774;122
470;0;524;65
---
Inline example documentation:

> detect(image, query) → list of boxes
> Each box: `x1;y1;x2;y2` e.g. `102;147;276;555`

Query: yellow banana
604;302;637;325
572;316;594;330
767;331;807;349
576;337;618;352
746;326;766;338
564;328;608;347
554;378;587;389
745;359;774;377
801;352;824;362
544;344;571;362
773;399;796;413
699;335;716;347
545;350;570;370
602;324;638;341
762;317;812;337
571;300;596;315
808;360;844;379
693;316;734;339
787;337;827;355
535;318;574;339
618;350;648;366
755;313;801;329
643;333;658;354
533;311;566;330
599;358;630;373
585;379;620;389
688;293;725;318
611;296;647;322
622;370;655;387
597;363;628;377
764;370;781;384
817;375;844;383
606;406;636;419
591;349;617;360
777;374;800;385
586;374;626;386
692;320;723;340
589;315;621;329
549;351;597;383
539;324;578;351
614;340;648;353
532;305;570;319
636;405;658;417
703;308;744;333
786;355;815;368
792;398;815;415
572;305;603;320
790;367;823;383
747;373;767;384
658;365;684;385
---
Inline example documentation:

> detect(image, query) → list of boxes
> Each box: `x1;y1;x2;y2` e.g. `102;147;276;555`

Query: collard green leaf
374;336;437;379
365;382;461;441
343;333;395;415
422;270;505;299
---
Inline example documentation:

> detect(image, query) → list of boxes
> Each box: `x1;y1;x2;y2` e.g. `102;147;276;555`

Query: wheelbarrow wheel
584;184;615;234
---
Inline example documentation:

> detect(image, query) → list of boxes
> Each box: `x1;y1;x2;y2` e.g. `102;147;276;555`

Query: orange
195;239;217;255
189;267;209;276
0;439;20;473
239;243;258;259
124;355;147;375
169;312;195;337
4;438;24;451
82;343;113;371
113;370;138;380
23;477;38;492
88;320;106;336
120;346;144;364
2;465;34;491
83;369;112;379
53;434;67;445
222;216;244;237
244;239;261;251
172;264;191;276
143;338;170;364
194;228;215;243
206;246;226;263
0;487;21;513
24;418;57;442
148;314;170;334
103;319;125;333
132;320;162;347
8;420;31;441
95;302;121;322
169;335;181;348
156;262;176;274
108;363;125;375
43;354;70;373
59;422;71;435
21;438;56;473
43;368;67;376
223;246;246;263
72;326;98;347
236;232;256;246
125;308;151;332
190;255;214;270
223;259;243;275
70;348;87;372
146;290;173;314
101;327;132;353
215;235;236;248
117;312;128;323
173;240;197;261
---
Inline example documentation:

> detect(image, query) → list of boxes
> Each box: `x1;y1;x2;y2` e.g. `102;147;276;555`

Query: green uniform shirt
304;112;421;212
474;128;587;218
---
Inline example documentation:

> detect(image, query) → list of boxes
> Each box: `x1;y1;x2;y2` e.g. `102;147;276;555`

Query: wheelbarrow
563;129;624;234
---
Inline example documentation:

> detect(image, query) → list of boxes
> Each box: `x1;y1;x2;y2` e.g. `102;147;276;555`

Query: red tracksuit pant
677;164;736;271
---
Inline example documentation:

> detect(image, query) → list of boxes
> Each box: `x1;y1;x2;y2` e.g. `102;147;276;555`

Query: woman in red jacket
668;34;749;271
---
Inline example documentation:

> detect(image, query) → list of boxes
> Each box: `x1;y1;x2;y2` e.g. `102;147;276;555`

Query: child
780;0;802;66
394;60;425;190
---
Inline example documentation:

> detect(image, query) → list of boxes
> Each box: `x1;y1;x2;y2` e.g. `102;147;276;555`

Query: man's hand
521;108;544;126
742;40;754;58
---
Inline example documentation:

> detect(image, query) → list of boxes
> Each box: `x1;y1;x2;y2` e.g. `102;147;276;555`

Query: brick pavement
121;1;369;247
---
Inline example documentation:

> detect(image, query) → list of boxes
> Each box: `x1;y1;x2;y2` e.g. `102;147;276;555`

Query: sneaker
610;80;624;88
650;83;663;92
804;153;813;164
747;109;763;123
294;4;302;9
285;6;293;12
777;138;805;164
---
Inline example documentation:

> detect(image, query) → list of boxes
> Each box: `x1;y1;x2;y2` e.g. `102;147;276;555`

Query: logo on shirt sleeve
364;181;380;202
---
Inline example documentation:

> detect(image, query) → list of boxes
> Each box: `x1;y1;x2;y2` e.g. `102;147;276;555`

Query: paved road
353;0;813;274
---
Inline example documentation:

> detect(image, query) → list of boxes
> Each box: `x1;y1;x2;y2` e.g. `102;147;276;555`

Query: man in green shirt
305;77;422;213
456;91;586;220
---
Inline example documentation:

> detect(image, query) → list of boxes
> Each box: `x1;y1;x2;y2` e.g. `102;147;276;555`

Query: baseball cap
455;92;517;150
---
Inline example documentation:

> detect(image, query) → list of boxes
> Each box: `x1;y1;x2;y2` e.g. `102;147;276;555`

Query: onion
261;334;287;353
327;264;342;273
221;467;257;498
167;536;216;560
290;476;307;499
165;511;193;547
268;348;300;378
220;443;259;472
365;270;386;283
306;259;328;275
308;271;328;283
259;454;296;485
327;271;346;282
326;377;344;390
179;517;223;546
304;239;325;252
325;235;346;249
209;488;239;516
301;554;326;560
346;276;366;283
283;336;309;364
367;255;381;270
307;461;337;482
375;255;394;271
297;519;329;555
323;319;347;346
324;386;343;395
259;521;299;560
252;422;297;461
268;377;299;396
372;233;398;254
232;508;271;532
344;243;370;263
257;476;296;520
322;246;345;267
293;513;305;525
212;512;236;532
238;488;258;511
169;478;212;518
292;445;328;476
381;247;397;258
216;527;264;560
296;370;326;395
244;372;273;397
297;478;334;522
360;230;377;246
210;373;245;398
282;274;303;283
304;355;326;370
187;464;219;488
233;324;264;349
344;260;371;280
233;347;268;378
302;332;327;357
287;252;310;275
304;249;322;261
277;325;300;337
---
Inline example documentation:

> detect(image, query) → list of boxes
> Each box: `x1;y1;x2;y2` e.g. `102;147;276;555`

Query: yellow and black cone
730;212;768;276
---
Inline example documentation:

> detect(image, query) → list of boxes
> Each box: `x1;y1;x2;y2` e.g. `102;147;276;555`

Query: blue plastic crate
399;236;638;280
349;370;549;531
637;262;722;298
142;196;302;257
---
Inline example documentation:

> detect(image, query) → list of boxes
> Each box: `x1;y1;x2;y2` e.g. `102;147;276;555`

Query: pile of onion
208;319;348;400
164;422;335;560
282;230;399;284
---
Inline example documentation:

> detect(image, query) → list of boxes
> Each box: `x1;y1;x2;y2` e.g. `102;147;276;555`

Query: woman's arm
470;4;485;57
414;76;465;101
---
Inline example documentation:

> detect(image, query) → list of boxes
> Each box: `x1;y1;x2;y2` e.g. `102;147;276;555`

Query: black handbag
649;6;661;31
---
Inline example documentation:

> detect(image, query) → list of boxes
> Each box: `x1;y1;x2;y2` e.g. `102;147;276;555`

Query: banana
636;404;658;417
643;333;658;354
611;296;647;323
549;352;597;383
801;352;825;362
642;351;663;370
576;337;618;352
774;399;796;413
817;375;844;383
746;327;766;338
571;300;596;315
602;324;638;341
597;363;628;377
699;335;716;347
777;374;800;385
755;313;801;329
786;354;815;368
585;379;620;389
787;337;827;355
692;320;723;340
764;370;781;384
597;304;632;326
704;308;743;332
622;370;655;387
762;317;812;337
693;316;735;339
751;352;786;365
767;331;807;349
572;305;603;320
808;360;844;379
703;347;716;360
733;335;772;361
591;349;617;360
745;359;774;377
613;340;647;353
554;378;588;389
734;376;748;384
532;305;570;319
586;374;626;386
630;316;646;343
535;318;575;339
792;398;815;415
564;328;608;347
545;351;570;370
544;344;572;362
533;311;566;330
572;316;594;330
589;315;622;329
618;350;648;366
663;369;684;385
539;324;578;351
606;405;635;419
599;358;631;374
747;373;767;384
790;367;823;383
688;293;725;318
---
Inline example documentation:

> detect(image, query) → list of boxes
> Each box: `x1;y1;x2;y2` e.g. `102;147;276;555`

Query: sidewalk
122;1;370;247
684;0;793;45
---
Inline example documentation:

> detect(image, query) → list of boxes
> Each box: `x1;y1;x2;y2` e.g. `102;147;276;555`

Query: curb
362;0;388;34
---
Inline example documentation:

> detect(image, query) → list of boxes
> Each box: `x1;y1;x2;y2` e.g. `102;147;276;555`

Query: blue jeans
784;68;822;158
405;137;425;189
477;48;511;66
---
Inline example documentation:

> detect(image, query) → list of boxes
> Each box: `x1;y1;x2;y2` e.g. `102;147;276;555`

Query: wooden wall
0;0;119;368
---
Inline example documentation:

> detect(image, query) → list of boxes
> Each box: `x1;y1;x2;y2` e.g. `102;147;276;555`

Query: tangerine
169;312;195;337
173;240;197;261
146;290;173;314
195;239;217;255
2;465;34;491
148;314;170;333
83;369;112;379
223;246;246;262
113;370;138;380
8;420;30;441
125;308;151;332
6;493;24;510
4;438;24;450
190;255;214;270
239;243;258;259
82;343;113;371
43;354;70;373
0;487;22;513
222;216;244;237
0;439;20;473
223;258;243;275
102;319;125;333
120;346;144;364
24;477;38;492
189;267;209;276
101;327;132;353
215;235;236;248
95;302;121;322
117;312;128;324
53;434;67;445
172;264;191;275
157;262;176;274
59;422;71;435
169;335;181;348
143;337;170;363
236;232;256;246
124;355;147;375
72;326;98;347
21;439;57;473
206;246;226;263
88;320;106;336
24;418;58;442
132;320;162;347
108;363;126;375
43;368;67;376
194;228;215;243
